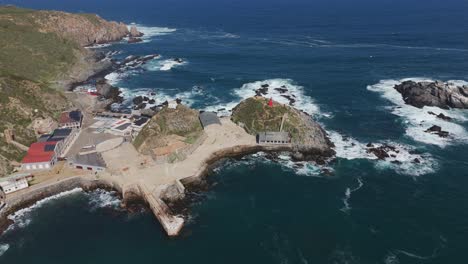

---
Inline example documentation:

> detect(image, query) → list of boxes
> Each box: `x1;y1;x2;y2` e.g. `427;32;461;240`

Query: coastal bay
1;0;468;263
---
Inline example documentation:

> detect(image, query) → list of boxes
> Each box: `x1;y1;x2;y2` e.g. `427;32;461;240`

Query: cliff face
0;6;132;47
35;12;129;46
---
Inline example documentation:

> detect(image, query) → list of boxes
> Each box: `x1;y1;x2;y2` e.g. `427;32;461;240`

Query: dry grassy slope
0;6;130;175
231;97;332;152
133;105;203;155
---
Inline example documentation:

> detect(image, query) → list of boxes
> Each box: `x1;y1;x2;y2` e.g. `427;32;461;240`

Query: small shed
168;100;178;109
69;152;106;172
257;132;291;144
199;112;221;129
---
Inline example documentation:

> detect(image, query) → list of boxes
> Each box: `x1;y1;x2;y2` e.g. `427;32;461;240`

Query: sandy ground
99;117;256;191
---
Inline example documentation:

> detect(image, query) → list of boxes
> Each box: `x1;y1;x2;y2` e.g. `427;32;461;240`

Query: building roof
47;128;73;142
22;141;58;164
134;117;149;127
258;132;290;142
37;134;51;142
59;110;82;125
72;152;106;168
52;128;72;137
0;173;32;183
114;122;132;131
199;112;221;128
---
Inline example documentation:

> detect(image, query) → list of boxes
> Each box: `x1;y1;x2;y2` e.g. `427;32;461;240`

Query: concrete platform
96;138;124;153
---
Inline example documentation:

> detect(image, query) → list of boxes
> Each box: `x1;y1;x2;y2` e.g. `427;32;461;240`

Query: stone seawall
180;144;292;186
0;176;117;233
0;143;332;237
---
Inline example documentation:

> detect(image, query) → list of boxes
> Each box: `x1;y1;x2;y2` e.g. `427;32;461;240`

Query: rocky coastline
0;141;335;236
0;177;119;234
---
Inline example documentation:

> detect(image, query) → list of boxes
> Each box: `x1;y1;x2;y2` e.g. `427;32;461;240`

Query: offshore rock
129;26;144;37
394;80;468;109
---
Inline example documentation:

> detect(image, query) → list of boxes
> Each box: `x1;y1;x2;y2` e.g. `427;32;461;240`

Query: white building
0;173;32;194
168;100;178;109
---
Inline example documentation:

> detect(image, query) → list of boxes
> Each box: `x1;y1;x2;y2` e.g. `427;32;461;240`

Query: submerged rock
428;111;453;121
128;37;143;43
425;125;449;138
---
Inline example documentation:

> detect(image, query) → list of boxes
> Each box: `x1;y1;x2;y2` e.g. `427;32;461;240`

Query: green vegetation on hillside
231;97;313;143
133;105;203;154
0;7;79;82
0;6;101;175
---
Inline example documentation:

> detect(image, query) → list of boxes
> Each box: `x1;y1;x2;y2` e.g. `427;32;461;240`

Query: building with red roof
21;141;63;171
58;110;83;129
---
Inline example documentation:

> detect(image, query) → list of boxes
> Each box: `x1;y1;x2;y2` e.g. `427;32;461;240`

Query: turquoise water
1;0;468;263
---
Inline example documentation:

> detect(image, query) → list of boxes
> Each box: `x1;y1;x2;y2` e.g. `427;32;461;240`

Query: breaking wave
329;131;437;176
0;244;9;257
118;86;198;109
340;177;364;213
86;189;122;211
6;188;83;232
145;58;187;71
367;78;468;147
205;78;327;117
85;43;112;49
129;23;176;42
217;152;330;178
383;252;400;264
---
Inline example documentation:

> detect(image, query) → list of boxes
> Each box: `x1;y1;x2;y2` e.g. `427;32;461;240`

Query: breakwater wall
0;176;119;233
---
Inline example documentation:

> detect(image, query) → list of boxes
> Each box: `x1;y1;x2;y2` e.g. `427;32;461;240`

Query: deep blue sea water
1;0;468;263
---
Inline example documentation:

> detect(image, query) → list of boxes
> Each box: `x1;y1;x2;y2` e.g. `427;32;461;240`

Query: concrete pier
139;184;184;236
1;118;308;237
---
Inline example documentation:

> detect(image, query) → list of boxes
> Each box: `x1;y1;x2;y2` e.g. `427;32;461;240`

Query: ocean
1;0;468;263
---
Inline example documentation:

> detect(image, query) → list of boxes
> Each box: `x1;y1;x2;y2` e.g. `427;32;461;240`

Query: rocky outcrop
231;97;335;160
394;80;468;109
0;6;143;47
36;13;130;46
425;125;449;138
129;26;144;37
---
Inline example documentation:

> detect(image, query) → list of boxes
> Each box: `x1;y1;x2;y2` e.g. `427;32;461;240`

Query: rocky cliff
394;80;468;109
0;6;137;47
0;6;139;176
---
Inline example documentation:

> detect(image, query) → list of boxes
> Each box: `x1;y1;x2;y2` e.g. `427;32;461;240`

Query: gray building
257;132;291;144
199;112;221;129
69;152;106;172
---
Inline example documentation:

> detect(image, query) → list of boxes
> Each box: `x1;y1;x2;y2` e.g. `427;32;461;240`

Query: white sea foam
384;252;400;264
276;154;328;177
85;43;112;49
205;79;326;117
129;24;176;42
87;189;122;211
394;250;435;260
6;188;83;231
119;86;197;108
340;177;364;213
367;78;468;147
0;244;9;257
104;71;125;86
329;131;437;176
145;58;187;71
